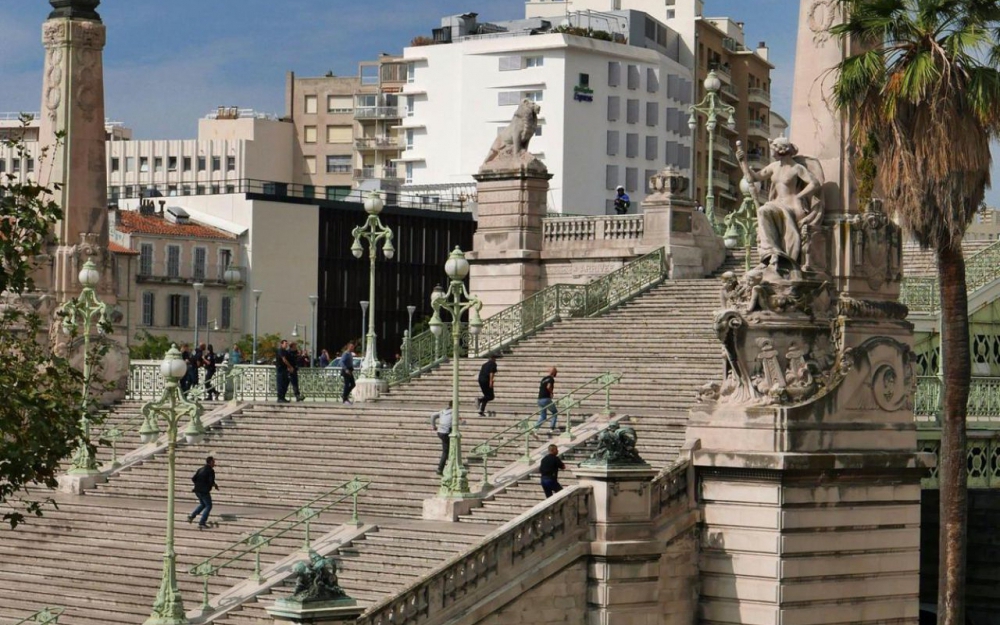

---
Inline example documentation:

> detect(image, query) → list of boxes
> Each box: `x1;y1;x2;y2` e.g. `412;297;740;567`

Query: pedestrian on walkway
430;401;454;476
180;343;193;394
477;354;498;416
341;342;357;405
276;339;291;402
288;341;305;401
203;344;218;401
535;367;558;434
539;444;565;497
319;349;331;369
188;456;220;529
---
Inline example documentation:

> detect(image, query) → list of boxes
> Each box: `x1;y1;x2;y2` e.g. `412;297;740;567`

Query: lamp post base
57;471;107;494
421;494;483;521
352;377;386;403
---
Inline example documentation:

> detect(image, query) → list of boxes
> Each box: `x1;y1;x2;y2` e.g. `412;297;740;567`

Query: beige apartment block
109;204;245;350
285;54;408;199
692;16;773;216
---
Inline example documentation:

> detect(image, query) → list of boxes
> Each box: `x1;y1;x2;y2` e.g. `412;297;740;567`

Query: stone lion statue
482;99;543;171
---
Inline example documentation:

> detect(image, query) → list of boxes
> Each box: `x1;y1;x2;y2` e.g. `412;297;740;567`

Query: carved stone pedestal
467;167;551;318
640;170;724;278
56;472;107;494
351;377;385;403
266;599;362;625
422;494;482;522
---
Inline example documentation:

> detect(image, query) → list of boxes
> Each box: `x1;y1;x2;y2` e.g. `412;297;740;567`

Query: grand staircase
0;258;731;625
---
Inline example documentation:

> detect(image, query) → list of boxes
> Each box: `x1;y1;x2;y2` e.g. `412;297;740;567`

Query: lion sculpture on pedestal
481;98;545;173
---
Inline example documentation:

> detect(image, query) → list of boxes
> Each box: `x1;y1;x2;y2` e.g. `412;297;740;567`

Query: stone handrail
914;376;1000;426
649;458;690;520
902;238;1000;312
542;214;644;245
356;485;591;625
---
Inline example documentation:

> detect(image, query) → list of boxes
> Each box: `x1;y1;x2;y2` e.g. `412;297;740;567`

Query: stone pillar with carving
39;0;112;307
466;99;549;318
684;6;929;622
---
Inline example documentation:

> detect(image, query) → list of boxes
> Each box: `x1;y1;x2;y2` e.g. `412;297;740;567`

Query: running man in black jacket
188;456;219;529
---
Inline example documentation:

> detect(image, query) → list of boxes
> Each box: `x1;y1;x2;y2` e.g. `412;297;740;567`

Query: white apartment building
401;12;694;215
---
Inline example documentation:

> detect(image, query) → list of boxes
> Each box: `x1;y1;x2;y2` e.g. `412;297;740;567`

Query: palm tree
831;1;1000;622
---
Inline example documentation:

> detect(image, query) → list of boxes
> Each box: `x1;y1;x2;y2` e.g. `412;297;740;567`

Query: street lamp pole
688;70;736;232
309;294;319;365
351;192;394;377
359;301;369;356
57;259;112;476
193;282;204;347
139;345;205;625
223;266;242;359
723;175;759;273
252;290;263;364
429;247;484;498
406;304;416;370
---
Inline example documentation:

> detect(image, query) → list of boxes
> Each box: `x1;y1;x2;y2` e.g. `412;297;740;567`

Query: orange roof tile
115;210;235;241
108;242;139;255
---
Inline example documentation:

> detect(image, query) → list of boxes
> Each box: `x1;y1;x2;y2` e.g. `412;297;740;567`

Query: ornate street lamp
688;70;736;233
223;266;242;358
57;259;112;477
192;281;205;347
251;289;263;364
428;247;483;497
309;294;319;365
723;177;759;272
351;192;394;377
406;304;416;370
139;345;205;625
359;301;369;357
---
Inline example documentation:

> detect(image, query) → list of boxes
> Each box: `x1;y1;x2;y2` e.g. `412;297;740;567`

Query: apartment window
327;95;352;113
154;157;163;173
0;159;5;174
406;129;415;149
181;184;191;196
647;68;659;93
139;157;149;173
304;126;318;143
526;56;544;68
11;159;19;174
626;133;639;158
166;245;180;278
326;155;351;173
645;136;658;160
406;95;415;117
209;183;219;194
407;62;416;83
625;167;638;192
183;156;192;172
327;126;352;143
197;156;206;172
578;73;590;89
498;91;521;106
605;165;619;190
211;156;221;171
305;156;317;175
226;184;235;193
606;130;619;156
626;99;639;124
168;156;177;172
646;102;659;127
196;295;208;328
219;249;233;272
193;247;207;281
304;95;318;114
303;185;316;199
221;296;232;330
405;162;414;184
25;158;34;173
196;185;206;195
499;56;522;71
524;90;543;102
534;125;543;137
168;294;188;327
607;96;620;122
139;243;153;276
111;157;120;173
226;156;236;172
124;156;134;173
627;65;640;90
141;292;155;327
608;61;621;87
167;184;177;196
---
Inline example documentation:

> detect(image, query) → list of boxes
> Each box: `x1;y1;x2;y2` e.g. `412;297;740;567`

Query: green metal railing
468;372;622;489
12;608;64;625
914;376;1000;425
187;476;370;612
902;239;1000;312
389;248;667;387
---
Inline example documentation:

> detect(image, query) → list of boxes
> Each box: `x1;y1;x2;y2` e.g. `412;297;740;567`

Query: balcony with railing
708;62;732;83
136;262;246;286
747;119;770;139
748;88;771;107
354;106;400;120
711;170;733;190
353;165;402;182
354;136;403;151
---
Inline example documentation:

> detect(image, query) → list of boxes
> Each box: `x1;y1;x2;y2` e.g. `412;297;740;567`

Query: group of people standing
180;342;229;401
273;339;359;405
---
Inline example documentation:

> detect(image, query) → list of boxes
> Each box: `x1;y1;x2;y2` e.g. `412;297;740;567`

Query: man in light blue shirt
431;402;454;476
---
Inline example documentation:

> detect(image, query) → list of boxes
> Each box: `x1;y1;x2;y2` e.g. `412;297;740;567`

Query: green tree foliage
128;330;172;360
235;332;282;364
0;117;90;528
832;2;1000;622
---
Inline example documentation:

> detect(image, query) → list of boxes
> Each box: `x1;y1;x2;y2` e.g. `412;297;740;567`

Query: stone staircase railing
188;476;371;613
901;239;1000;312
649;458;690;520
542;214;644;245
356;485;592;625
387;247;668;387
11;608;64;625
914;375;1000;426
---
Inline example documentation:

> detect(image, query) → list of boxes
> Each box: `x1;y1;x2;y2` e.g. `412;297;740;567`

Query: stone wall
658;527;699;625
472;560;587;625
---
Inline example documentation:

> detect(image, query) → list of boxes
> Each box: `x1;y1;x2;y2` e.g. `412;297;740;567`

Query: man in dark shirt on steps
535;367;558;434
477;354;498;416
188;456;220;529
540;444;565;497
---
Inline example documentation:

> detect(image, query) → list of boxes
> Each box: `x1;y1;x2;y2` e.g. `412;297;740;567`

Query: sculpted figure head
770;136;799;158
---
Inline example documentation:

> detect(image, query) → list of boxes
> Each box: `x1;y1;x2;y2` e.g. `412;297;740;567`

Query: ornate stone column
39;0;111;306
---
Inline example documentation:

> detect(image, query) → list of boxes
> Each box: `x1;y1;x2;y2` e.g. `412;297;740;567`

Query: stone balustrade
542;214;643;248
357;485;592;625
649;459;690;520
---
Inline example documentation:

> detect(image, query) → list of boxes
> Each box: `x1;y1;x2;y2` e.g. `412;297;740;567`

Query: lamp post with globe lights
251;290;263;364
309;295;319;365
688;70;736;232
406;304;416;370
359;301;369;357
222;266;242;357
723;177;759;272
138;345;205;625
428;247;484;498
56;259;113;477
351;191;394;378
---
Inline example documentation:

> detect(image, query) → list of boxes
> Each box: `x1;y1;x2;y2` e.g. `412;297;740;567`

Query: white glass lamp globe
161;345;188;380
703;71;722;93
223;266;241;286
430;285;445;306
364;191;384;215
78;260;100;288
740;177;754;195
444;247;470;280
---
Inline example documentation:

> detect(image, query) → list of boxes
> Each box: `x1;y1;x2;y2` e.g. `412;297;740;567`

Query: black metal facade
315;199;475;361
